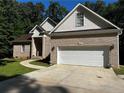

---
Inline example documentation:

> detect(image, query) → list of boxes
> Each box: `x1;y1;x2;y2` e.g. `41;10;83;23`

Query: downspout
117;29;123;68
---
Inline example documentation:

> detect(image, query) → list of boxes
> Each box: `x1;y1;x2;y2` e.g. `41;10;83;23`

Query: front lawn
0;58;35;81
113;65;124;75
30;60;51;67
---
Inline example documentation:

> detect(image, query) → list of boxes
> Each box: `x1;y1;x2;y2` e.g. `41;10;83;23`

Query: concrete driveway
0;65;124;93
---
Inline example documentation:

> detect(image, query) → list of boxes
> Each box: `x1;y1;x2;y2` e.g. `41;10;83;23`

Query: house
12;17;57;59
13;3;122;68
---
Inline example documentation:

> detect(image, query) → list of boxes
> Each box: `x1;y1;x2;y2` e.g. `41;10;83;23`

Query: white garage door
57;47;107;67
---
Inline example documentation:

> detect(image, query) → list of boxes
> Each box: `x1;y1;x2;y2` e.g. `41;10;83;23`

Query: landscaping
0;58;35;81
30;60;51;67
113;65;124;75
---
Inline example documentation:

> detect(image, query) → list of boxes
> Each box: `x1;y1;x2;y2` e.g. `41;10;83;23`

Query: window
76;13;84;27
21;45;25;53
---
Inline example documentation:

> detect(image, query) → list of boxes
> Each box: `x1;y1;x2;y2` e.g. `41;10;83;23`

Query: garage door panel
58;47;106;67
60;50;104;54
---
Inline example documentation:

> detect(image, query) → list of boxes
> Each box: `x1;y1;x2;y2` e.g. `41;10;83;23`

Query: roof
29;25;45;34
29;17;57;34
49;3;122;34
12;34;32;43
40;17;57;27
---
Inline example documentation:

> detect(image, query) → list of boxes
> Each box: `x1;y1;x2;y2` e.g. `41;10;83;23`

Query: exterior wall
13;44;31;59
42;35;51;58
51;33;119;68
41;21;54;31
55;7;112;32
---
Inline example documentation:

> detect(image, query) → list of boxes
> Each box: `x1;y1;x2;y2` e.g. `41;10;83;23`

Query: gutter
51;29;120;37
119;29;123;35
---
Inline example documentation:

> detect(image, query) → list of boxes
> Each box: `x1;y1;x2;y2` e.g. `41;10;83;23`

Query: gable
32;29;41;37
41;20;55;31
40;17;57;32
50;4;121;33
29;17;57;34
55;9;103;32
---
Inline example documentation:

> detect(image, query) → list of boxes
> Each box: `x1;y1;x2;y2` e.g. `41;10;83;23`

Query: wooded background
0;0;124;64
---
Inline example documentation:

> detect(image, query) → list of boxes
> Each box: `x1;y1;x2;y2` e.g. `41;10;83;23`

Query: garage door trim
57;46;109;67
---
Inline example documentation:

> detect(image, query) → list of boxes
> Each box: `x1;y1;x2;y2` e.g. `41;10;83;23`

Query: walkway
0;65;124;93
20;59;46;69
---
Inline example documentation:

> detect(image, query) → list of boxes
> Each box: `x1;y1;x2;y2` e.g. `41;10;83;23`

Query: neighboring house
13;3;122;68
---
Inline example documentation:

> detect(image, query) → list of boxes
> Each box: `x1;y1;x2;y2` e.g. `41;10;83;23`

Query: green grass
30;60;50;67
0;58;35;81
113;65;124;75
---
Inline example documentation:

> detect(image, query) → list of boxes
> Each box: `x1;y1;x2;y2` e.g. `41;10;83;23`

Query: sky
17;0;118;10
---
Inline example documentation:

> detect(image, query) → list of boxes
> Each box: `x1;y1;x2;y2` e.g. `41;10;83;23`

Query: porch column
42;35;45;59
31;37;36;57
42;35;50;59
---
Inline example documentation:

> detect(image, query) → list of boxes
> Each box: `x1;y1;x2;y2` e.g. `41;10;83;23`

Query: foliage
30;60;51;67
113;66;124;75
0;0;45;58
17;2;45;33
0;0;68;58
46;0;68;23
84;0;106;16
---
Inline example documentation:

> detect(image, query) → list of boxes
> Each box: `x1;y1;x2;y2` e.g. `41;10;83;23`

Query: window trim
76;12;84;27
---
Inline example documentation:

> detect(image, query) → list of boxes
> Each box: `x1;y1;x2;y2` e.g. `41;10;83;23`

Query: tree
17;2;45;33
84;1;95;11
94;0;106;15
0;0;20;58
84;0;106;16
46;0;68;23
0;0;45;58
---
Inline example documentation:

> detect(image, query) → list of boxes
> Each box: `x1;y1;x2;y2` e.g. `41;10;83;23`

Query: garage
57;46;109;67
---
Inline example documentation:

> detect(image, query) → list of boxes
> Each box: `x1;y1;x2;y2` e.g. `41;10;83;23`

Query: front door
34;37;42;56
